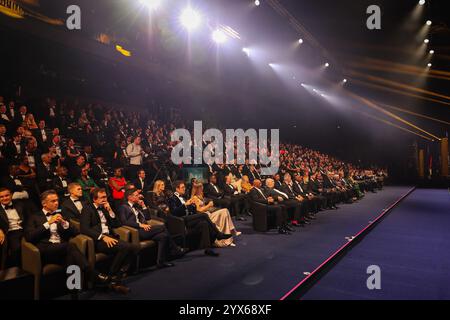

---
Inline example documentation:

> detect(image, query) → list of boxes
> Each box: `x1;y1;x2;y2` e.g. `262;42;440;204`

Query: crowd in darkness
0;92;386;295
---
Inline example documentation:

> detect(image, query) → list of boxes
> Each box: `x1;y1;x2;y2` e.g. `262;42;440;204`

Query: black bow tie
4;204;13;210
73;199;81;203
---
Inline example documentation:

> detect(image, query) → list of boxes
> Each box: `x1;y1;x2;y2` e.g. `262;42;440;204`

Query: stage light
429;49;434;54
255;0;260;6
140;0;161;10
321;94;326;97
298;38;303;44
325;62;330;67
212;29;227;44
343;79;347;83
419;0;425;5
427;63;432;67
180;8;201;31
424;39;429;44
242;48;250;56
300;83;305;86
426;20;432;26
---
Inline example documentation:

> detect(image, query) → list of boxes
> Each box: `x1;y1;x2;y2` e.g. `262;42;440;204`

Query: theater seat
166;215;187;248
250;201;276;232
21;235;90;300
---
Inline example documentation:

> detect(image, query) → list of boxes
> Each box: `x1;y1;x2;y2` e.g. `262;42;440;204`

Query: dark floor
302;188;450;300
78;186;412;300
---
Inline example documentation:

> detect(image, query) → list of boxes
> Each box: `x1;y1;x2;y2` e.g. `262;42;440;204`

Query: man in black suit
119;188;184;268
1;165;30;200
248;179;290;234
282;173;315;221
4;133;23;163
222;174;247;221
168;180;231;257
33;120;52;152
61;183;84;221
0;188;26;267
52;166;71;199
37;153;55;192
25;190;107;288
80;188;139;293
266;177;305;227
294;173;324;213
132;169;149;193
203;175;231;210
273;173;283;190
90;156;109;188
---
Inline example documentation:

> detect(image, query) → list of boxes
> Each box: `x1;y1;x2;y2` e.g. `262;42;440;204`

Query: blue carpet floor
302;188;450;300
83;186;411;300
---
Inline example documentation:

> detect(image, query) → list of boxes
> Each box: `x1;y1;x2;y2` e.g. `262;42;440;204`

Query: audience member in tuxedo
204;175;231;210
0;105;13;130
248;179;290;234
0;188;26;267
8;101;16;122
294;173;323;213
37;153;55;192
223;174;247;221
282;173;316;221
52;166;71;199
168;180;231;256
133;169;149;193
80;188;139;293
33;120;52;152
77;166;98;201
15;106;27;129
146;180;171;219
0;124;7;148
119;188;185;268
61;183;84;221
69;155;86;181
4;133;24;163
273;173;283;190
80;145;94;165
1;165;30;201
90;156;109;188
266;178;304;227
25;190;108;289
191;182;241;247
16;155;40;203
24;137;41;170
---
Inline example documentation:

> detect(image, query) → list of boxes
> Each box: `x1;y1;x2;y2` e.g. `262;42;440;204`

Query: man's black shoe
205;249;220;257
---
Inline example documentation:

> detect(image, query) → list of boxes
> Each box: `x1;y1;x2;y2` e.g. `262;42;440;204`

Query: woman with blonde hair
191;182;241;247
147;179;171;218
24;113;38;130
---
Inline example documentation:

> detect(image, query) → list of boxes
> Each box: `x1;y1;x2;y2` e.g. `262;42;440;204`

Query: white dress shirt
2;203;23;231
43;209;69;244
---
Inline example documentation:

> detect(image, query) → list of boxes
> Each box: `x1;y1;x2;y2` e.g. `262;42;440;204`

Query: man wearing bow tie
223;175;247;221
0;187;26;267
119;188;184;268
61;183;84;221
25;190;104;286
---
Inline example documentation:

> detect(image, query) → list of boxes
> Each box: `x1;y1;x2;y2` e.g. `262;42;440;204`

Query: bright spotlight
426;20;432;26
427;63;432;67
343;79;347;83
180;8;201;31
429;49;435;54
242;48;250;56
419;0;425;5
424;39;429;44
325;62;330;67
212;29;227;44
300;83;305;86
255;0;260;6
140;0;161;10
320;94;326;97
313;89;318;93
298;38;303;44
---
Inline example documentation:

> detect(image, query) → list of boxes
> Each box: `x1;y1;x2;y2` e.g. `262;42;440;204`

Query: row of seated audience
0;94;386;297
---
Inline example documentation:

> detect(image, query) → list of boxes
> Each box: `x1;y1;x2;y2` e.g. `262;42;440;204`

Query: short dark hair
173;180;185;190
40;190;58;203
0;187;11;194
124;188;139;199
91;188;107;200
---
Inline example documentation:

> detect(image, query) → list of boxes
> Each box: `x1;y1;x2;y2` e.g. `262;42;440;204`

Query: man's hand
267;196;274;204
102;235;118;248
277;196;284;202
0;229;5;245
104;201;112;212
139;223;152;231
48;214;62;224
